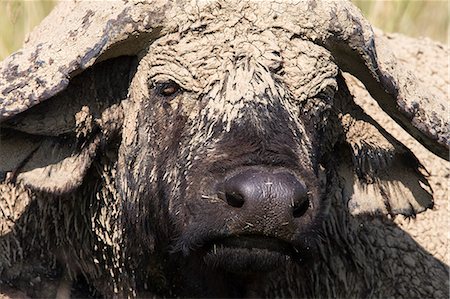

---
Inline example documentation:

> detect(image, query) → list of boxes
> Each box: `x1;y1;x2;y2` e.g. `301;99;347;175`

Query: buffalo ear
0;130;100;194
329;30;448;160
334;77;433;217
1;103;124;194
337;144;433;217
0;57;131;194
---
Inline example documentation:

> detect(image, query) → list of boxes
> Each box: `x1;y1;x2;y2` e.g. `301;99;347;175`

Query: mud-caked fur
0;1;448;298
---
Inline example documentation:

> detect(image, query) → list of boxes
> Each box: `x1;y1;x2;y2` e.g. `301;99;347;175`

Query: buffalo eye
155;80;181;97
315;85;336;103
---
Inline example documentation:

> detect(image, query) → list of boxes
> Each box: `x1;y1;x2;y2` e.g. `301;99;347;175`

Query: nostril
219;169;310;213
225;191;245;208
292;198;310;218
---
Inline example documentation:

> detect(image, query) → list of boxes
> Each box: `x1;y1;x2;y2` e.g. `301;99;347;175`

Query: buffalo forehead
145;29;337;99
142;30;318;140
144;0;339;98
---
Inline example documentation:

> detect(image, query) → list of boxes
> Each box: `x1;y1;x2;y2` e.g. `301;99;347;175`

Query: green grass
0;0;448;60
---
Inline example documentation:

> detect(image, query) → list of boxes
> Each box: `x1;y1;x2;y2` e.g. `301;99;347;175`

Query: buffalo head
0;0;447;297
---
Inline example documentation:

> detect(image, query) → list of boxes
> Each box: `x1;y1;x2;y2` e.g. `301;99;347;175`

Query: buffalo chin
202;236;294;273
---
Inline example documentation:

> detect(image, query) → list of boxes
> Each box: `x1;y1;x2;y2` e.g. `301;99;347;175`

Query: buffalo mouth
202;235;301;273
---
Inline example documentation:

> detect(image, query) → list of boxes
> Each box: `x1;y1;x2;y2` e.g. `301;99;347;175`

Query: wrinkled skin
1;2;447;298
118;27;339;297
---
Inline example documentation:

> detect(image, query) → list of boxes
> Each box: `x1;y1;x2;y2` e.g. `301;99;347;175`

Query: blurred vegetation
0;0;448;60
353;0;448;44
0;0;56;60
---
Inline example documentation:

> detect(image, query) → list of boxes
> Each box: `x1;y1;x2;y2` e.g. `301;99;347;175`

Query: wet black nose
219;169;310;218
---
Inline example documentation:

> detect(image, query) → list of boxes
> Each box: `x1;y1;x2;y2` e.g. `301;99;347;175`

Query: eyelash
316;86;336;102
154;80;181;97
